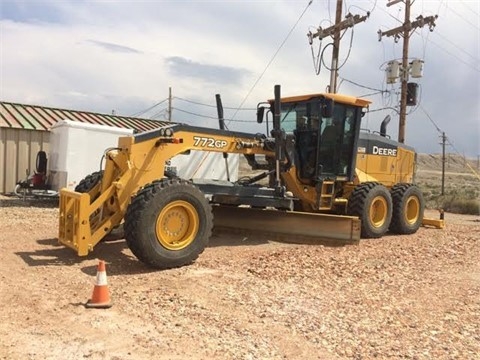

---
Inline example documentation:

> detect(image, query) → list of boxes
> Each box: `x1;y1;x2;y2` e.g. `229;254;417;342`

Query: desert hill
417;153;479;174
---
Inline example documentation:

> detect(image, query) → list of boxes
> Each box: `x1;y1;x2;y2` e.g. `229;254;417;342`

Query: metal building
0;101;168;194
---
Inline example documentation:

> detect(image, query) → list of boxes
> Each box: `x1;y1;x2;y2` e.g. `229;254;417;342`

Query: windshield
280;103;297;133
280;101;320;133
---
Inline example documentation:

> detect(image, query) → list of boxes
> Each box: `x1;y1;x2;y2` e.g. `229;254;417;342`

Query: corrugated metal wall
0;128;50;194
0;101;170;195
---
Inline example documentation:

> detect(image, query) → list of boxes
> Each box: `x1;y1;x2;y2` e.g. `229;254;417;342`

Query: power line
310;38;323;75
149;107;168;120
336;26;355;71
174;96;256;111
459;1;479;18
434;0;446;15
338;76;386;93
443;2;480;31
418;103;442;134
130;98;168;117
369;0;403;24
419;33;480;73
429;29;479;63
230;0;313;123
358;90;386;98
173;107;253;123
319;42;334;71
369;0;378;14
347;1;377;16
444;136;480;180
412;3;480;72
431;3;480;87
327;0;332;24
368;106;399;114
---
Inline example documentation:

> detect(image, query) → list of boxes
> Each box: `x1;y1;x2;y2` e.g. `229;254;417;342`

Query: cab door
316;104;360;180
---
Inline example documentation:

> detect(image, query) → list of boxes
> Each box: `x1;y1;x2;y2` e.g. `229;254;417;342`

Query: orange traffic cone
86;260;112;309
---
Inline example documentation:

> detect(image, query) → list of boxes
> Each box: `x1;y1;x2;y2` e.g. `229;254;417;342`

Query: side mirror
322;99;333;118
257;107;265;124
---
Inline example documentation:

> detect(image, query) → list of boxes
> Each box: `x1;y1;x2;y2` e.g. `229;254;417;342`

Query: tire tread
390;183;424;234
124;179;213;269
348;182;392;238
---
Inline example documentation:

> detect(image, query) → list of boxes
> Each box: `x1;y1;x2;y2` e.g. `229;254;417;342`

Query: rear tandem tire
348;182;393;238
124;179;213;269
389;183;424;234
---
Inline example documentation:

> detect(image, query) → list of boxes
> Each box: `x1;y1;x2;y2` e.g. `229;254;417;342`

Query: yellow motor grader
58;85;442;269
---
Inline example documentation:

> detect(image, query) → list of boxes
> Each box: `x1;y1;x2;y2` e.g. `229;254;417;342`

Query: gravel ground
0;195;479;360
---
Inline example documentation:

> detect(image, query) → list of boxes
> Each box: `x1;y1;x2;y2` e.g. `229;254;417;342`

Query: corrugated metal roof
0;101;170;132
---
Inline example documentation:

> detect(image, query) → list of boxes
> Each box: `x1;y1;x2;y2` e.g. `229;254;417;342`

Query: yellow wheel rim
370;195;388;228
405;195;420;225
156;200;199;250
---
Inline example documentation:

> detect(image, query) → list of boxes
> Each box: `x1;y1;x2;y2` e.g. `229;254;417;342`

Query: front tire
348;182;392;238
124;179;213;269
390;184;424;234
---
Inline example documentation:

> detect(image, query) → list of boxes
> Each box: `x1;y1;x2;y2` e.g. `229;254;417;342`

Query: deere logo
372;145;397;156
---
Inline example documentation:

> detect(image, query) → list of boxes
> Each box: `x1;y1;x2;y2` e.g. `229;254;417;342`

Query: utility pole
308;0;369;93
330;0;343;94
441;132;446;196
378;0;437;143
398;0;411;145
167;87;172;121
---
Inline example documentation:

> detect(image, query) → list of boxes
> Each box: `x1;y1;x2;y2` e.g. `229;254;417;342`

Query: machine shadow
0;197;58;208
16;245;84;267
16;237;158;275
20;231;350;275
208;230;349;248
208;232;270;247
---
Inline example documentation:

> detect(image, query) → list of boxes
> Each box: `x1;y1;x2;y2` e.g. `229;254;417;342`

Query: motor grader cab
265;93;363;184
58;85;442;269
257;93;368;208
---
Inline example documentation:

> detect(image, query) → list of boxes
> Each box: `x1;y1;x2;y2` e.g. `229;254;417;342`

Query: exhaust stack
380;115;391;137
215;94;230;181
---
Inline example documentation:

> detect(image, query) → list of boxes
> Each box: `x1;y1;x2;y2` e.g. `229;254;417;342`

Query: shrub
442;198;480;215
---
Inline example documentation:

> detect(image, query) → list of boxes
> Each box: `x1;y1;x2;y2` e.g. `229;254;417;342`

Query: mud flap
212;206;361;246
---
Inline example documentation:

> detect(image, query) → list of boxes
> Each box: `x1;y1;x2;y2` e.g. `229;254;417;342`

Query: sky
0;0;479;157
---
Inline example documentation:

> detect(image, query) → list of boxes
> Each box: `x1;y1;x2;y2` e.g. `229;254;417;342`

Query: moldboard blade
212;205;360;246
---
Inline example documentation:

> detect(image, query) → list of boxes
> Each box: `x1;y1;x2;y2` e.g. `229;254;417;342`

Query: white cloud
1;0;479;156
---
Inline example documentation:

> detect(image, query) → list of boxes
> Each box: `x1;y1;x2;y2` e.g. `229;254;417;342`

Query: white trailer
49;120;134;191
48;120;239;192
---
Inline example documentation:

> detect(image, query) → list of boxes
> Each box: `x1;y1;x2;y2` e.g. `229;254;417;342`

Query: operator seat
319;121;341;174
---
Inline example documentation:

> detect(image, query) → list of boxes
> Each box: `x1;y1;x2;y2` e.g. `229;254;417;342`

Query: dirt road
0;197;479;360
